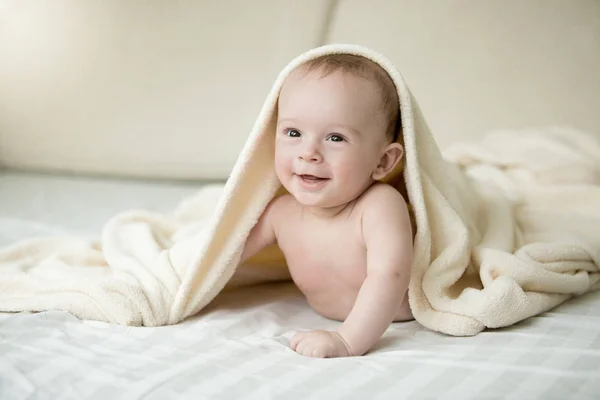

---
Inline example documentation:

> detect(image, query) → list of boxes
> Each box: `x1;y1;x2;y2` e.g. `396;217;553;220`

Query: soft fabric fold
1;45;598;335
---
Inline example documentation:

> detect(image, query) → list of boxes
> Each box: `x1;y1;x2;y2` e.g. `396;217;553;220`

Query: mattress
1;171;599;400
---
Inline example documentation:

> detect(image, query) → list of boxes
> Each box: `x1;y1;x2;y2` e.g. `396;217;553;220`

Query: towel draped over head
1;44;599;335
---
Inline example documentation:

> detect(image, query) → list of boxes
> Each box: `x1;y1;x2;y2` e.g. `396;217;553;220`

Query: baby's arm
337;185;413;356
239;197;280;265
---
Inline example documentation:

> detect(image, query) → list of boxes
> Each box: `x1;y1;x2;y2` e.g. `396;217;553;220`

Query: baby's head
275;53;404;210
300;54;401;143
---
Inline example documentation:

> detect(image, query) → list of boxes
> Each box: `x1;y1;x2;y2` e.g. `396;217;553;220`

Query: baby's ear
372;142;404;180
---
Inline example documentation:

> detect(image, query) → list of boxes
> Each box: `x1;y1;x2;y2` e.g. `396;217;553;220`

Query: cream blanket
1;45;599;336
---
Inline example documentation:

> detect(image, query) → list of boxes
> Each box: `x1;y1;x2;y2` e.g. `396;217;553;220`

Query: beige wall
327;0;600;149
0;0;334;179
1;0;599;179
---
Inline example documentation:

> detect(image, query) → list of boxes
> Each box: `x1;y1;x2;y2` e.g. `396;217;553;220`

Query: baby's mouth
297;174;329;187
298;174;328;182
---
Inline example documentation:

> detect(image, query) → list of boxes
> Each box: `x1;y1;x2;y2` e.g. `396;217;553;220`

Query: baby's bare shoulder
358;183;408;210
264;193;298;224
359;184;413;262
358;183;411;233
268;193;297;211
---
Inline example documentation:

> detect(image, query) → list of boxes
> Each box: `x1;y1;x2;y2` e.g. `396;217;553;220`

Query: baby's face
275;69;389;209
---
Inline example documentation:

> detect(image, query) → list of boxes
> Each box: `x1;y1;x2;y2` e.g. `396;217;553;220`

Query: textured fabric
1;284;599;399
1;172;599;399
0;44;599;336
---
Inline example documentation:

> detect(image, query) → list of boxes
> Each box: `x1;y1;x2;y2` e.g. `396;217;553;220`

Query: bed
1;171;598;399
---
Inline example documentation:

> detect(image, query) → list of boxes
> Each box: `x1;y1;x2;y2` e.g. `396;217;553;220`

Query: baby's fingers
290;331;307;351
295;339;312;356
310;346;328;358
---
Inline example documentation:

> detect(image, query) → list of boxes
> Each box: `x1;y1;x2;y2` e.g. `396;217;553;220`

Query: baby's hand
290;330;353;358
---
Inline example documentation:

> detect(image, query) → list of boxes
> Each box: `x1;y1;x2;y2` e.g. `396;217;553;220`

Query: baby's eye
286;129;301;138
327;134;345;142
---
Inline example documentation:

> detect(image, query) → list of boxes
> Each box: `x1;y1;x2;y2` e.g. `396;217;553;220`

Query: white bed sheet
1;171;599;400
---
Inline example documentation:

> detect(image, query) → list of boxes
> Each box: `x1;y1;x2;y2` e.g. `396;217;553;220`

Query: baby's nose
299;143;323;163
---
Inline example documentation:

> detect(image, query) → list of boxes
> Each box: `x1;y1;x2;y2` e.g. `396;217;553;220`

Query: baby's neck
300;202;354;220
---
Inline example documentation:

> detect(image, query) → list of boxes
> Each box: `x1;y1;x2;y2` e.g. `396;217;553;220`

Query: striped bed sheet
1;171;599;400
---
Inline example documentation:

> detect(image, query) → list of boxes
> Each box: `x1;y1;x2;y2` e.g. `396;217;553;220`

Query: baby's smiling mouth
299;174;328;181
295;174;330;186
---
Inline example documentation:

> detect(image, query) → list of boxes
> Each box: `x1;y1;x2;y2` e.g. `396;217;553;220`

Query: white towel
1;44;598;335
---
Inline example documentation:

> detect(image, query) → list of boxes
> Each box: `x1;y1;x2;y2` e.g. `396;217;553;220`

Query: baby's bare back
273;190;412;322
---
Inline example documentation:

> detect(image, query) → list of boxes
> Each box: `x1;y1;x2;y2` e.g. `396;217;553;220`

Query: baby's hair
298;53;401;143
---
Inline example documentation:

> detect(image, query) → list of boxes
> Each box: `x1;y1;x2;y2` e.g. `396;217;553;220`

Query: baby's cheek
336;160;371;190
274;153;291;177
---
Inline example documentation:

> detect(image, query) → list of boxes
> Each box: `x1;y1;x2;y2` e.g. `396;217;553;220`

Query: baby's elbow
370;267;407;283
387;270;407;284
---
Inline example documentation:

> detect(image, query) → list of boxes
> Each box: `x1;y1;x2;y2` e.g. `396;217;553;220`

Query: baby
241;54;414;358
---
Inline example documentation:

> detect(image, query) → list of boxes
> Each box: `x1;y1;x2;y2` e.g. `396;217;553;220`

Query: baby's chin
280;176;367;210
